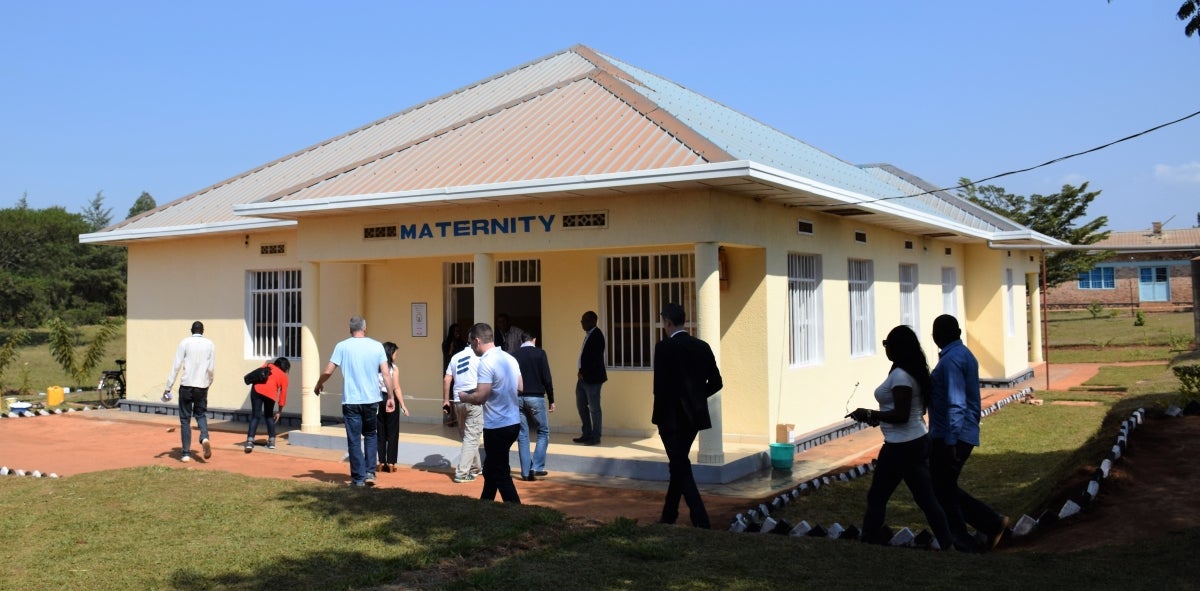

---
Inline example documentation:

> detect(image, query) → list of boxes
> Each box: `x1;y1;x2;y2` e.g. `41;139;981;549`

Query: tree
958;179;1111;287
16;192;28;209
81;190;112;232
127;191;157;219
1180;1;1200;38
47;316;119;388
0;205;126;327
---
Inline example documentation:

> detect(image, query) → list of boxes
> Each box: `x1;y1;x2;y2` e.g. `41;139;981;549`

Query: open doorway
444;259;543;349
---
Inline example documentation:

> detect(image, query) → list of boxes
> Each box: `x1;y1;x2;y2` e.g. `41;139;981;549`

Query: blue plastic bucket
769;442;794;470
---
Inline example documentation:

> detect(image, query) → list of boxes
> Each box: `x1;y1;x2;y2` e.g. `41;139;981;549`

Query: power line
866;108;1200;204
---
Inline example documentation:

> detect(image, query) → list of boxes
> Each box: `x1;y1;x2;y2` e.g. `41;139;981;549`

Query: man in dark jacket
512;333;554;480
574;310;607;445
652;302;722;529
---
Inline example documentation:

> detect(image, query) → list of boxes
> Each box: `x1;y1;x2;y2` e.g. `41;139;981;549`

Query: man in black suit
574;310;607;445
652;302;722;529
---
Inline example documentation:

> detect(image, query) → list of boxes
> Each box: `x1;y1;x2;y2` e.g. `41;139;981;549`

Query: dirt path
0;412;748;528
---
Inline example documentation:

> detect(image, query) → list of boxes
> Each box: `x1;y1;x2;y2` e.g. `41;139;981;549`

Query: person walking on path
458;323;523;503
163;320;215;462
574;310;607;445
512;333;554;480
376;341;409;473
848;325;956;550
444;339;483;483
314;316;395;487
244;357;290;453
651;303;721;529
929;314;1010;551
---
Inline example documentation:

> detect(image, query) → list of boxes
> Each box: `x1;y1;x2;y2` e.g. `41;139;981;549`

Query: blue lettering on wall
395;214;559;241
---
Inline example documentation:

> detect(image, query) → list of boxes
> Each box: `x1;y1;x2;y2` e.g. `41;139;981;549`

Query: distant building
1046;222;1200;312
82;45;1060;460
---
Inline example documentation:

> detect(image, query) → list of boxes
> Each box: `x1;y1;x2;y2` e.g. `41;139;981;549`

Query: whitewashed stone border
729;387;1032;546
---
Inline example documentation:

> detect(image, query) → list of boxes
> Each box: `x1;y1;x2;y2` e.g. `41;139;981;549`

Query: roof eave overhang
231;160;1024;243
80;219;296;245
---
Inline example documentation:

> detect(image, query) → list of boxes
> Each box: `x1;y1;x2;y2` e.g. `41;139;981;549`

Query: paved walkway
0;362;1121;526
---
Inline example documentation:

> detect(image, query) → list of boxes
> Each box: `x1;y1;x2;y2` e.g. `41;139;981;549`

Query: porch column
300;261;322;433
474;253;495;333
1027;271;1043;363
695;242;724;464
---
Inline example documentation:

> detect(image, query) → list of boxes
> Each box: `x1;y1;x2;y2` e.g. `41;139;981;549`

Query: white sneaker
180;454;191;462
201;438;212;460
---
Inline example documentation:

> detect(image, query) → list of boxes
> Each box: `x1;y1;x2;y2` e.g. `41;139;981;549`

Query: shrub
1173;364;1200;398
1134;309;1146;327
1086;301;1105;319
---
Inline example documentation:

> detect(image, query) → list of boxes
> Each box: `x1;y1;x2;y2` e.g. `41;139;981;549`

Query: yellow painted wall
122;187;1035;445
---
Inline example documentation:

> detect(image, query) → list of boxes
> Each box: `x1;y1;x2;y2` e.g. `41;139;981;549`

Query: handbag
243;366;271;385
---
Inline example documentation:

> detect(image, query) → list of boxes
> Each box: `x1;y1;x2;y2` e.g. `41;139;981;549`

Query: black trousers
930;438;1005;545
481;423;521;503
861;435;954;548
658;427;709;528
377;398;401;465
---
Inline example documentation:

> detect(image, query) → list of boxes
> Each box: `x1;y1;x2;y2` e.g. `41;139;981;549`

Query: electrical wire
863;107;1200;203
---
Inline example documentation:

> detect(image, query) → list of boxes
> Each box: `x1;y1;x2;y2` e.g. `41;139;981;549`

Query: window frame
246;269;302;359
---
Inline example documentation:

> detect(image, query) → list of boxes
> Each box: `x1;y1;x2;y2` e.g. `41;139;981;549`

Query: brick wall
1044;252;1197;311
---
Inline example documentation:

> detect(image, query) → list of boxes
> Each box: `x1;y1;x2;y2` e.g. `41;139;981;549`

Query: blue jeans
343;403;379;485
575;379;603;441
177;386;210;454
517;395;549;475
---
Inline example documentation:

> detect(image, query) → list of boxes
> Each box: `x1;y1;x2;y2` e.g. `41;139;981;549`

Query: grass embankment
1045;309;1194;363
0;323;126;405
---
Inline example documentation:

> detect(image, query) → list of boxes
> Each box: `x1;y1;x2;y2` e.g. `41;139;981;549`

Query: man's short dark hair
660;303;686;326
469;323;494;344
190;321;204;334
932;314;961;342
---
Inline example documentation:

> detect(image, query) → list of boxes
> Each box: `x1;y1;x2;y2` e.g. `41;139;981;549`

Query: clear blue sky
3;1;1197;231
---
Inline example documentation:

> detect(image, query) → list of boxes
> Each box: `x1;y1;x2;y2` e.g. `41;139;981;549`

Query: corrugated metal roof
88;44;1040;244
275;78;706;200
109;49;599;231
596;52;911;202
1097;226;1200;248
858;164;1023;233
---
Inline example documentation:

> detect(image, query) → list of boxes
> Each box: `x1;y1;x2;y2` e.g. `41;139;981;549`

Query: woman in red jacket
245;357;290;452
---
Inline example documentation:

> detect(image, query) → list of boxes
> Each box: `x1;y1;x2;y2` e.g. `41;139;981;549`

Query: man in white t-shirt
444;341;483;483
164;321;216;462
314;316;394;487
458;322;523;503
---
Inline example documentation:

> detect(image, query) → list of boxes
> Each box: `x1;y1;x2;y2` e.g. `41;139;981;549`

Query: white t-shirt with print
873;367;928;443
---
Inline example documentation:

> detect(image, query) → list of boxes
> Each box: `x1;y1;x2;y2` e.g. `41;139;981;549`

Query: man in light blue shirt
315;316;394;487
929;314;1008;551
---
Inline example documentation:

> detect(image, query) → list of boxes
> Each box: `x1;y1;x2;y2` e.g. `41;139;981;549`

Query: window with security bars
788;253;823;366
602;253;696;368
248;270;301;358
899;263;919;334
1005;268;1016;336
496;259;540;284
848;259;875;357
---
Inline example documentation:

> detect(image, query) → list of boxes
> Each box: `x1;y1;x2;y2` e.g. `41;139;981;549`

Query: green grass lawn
1046;309;1195;348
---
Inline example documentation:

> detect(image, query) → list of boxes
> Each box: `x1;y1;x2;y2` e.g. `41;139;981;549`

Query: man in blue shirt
929;314;1009;551
314;316;394;487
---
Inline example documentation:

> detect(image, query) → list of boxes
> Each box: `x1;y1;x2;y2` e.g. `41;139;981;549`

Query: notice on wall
411;303;427;338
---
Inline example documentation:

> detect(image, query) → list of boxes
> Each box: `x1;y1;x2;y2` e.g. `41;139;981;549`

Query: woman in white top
848;325;956;550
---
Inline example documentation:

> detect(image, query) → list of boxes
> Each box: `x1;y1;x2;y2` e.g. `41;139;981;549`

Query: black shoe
583;438;600;446
572;436;589;443
534;470;548;476
520;473;537;482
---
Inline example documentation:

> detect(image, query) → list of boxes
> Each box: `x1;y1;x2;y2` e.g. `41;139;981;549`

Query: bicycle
96;359;126;409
